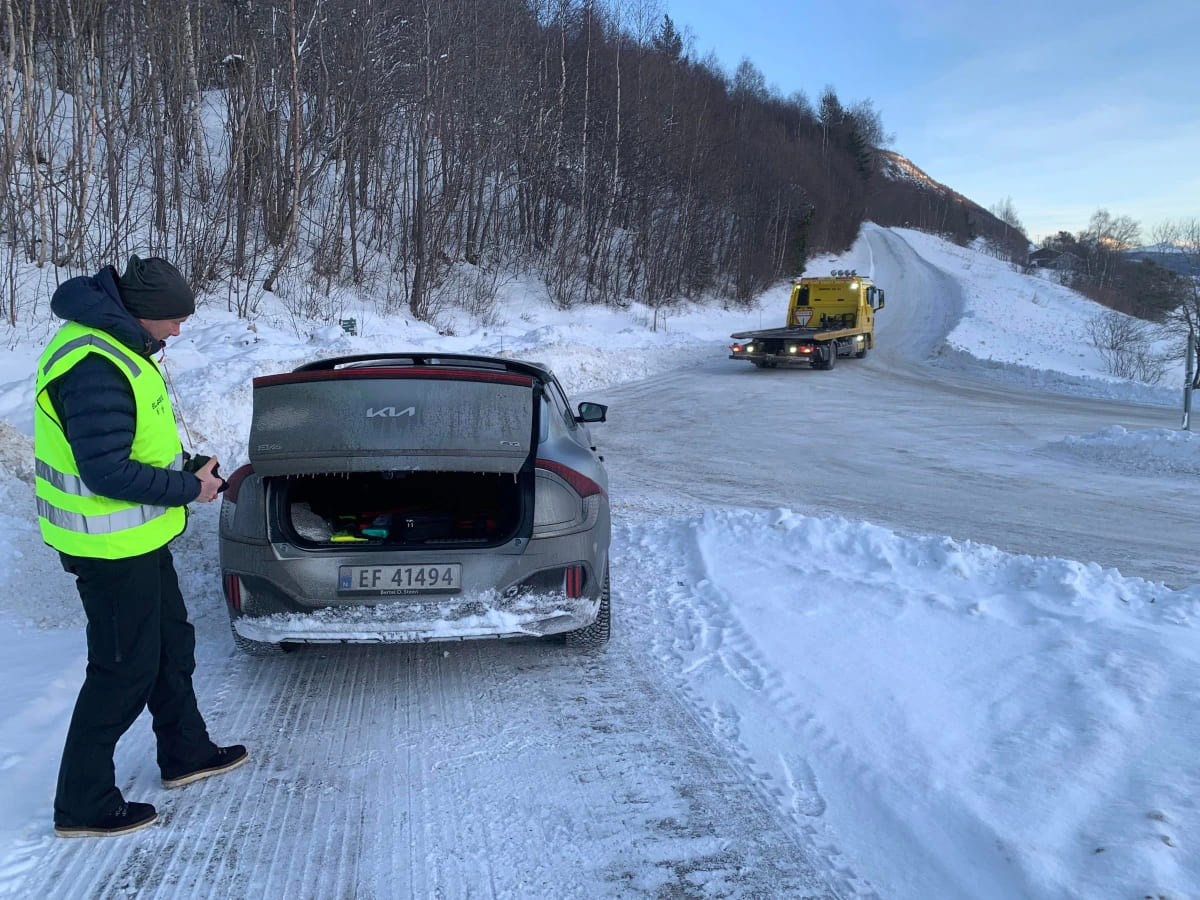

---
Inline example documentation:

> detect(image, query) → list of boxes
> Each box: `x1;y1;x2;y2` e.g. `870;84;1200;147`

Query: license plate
338;564;462;595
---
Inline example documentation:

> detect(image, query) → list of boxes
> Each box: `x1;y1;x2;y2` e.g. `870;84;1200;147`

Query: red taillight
564;566;585;598
536;459;606;499
224;574;242;612
224;463;254;502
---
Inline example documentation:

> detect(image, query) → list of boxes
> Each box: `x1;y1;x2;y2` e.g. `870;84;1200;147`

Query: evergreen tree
650;14;683;61
818;87;844;127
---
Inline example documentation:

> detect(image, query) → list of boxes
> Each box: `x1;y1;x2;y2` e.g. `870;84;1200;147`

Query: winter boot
55;801;158;838
162;745;249;789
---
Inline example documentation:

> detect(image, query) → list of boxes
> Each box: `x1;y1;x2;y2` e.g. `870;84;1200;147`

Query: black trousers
54;544;216;827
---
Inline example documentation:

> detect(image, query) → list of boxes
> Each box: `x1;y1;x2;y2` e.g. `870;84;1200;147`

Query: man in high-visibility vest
35;256;247;838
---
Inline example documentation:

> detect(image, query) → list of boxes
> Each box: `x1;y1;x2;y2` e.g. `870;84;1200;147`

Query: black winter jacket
44;267;200;508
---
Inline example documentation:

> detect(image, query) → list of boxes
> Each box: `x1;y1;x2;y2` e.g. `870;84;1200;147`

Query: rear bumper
231;590;600;644
221;522;609;644
728;352;818;367
220;496;609;643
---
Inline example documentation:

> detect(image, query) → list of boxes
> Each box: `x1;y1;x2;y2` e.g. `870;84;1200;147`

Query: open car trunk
273;469;532;550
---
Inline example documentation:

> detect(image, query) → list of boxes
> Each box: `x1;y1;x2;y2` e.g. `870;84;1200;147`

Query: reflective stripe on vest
41;333;144;380
35;455;185;535
34;322;187;559
35;455;184;498
37;496;169;534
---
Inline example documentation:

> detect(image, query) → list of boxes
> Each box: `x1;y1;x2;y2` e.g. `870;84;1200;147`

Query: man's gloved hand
183;453;227;501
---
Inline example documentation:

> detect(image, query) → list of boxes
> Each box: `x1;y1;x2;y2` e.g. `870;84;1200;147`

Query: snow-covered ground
1;225;1197;899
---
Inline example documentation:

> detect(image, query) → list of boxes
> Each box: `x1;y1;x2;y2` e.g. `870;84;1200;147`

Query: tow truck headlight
746;344;755;353
789;345;798;353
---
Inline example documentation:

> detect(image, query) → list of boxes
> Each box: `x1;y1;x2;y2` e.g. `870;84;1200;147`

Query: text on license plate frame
338;563;463;594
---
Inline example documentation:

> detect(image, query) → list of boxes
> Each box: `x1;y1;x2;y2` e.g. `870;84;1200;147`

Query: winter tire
815;343;836;369
564;565;611;650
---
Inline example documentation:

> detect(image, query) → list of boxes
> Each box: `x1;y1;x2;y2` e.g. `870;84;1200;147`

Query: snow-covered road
10;597;843;897
7;499;862;898
600;226;1194;586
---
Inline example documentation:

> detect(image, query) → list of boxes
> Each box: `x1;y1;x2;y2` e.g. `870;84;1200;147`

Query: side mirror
576;402;607;423
877;290;885;310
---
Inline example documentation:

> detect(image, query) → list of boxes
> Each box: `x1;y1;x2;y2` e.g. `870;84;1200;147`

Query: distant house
1027;248;1082;271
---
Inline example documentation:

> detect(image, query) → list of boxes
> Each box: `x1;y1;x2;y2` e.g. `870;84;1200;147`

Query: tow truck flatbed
729;325;860;342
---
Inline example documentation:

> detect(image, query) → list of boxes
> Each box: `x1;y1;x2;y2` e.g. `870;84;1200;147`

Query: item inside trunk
276;470;529;548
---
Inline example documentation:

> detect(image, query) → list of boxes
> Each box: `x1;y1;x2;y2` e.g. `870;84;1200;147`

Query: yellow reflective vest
34;322;187;558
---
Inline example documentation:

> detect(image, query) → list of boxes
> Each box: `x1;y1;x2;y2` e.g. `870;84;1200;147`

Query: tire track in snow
617;513;878;898
621;509;1054;900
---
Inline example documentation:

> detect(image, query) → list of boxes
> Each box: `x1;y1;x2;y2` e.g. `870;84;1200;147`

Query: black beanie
118;255;196;320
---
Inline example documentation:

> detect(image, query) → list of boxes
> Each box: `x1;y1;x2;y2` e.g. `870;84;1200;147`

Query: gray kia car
218;353;610;655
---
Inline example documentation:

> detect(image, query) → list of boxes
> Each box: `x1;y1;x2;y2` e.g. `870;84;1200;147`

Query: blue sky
664;0;1199;242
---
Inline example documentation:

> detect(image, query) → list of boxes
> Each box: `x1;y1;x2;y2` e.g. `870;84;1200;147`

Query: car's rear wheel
564;565;611;650
228;616;287;657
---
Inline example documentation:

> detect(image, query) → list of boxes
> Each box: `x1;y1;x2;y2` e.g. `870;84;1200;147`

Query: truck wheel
822;344;837;369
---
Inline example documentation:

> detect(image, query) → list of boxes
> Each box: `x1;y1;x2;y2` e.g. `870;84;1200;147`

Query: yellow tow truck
729;270;885;369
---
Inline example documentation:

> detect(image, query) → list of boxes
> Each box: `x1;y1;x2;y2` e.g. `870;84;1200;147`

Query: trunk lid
249;366;537;475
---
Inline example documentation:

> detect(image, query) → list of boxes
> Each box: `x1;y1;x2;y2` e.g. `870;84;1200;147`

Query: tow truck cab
786;272;885;331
